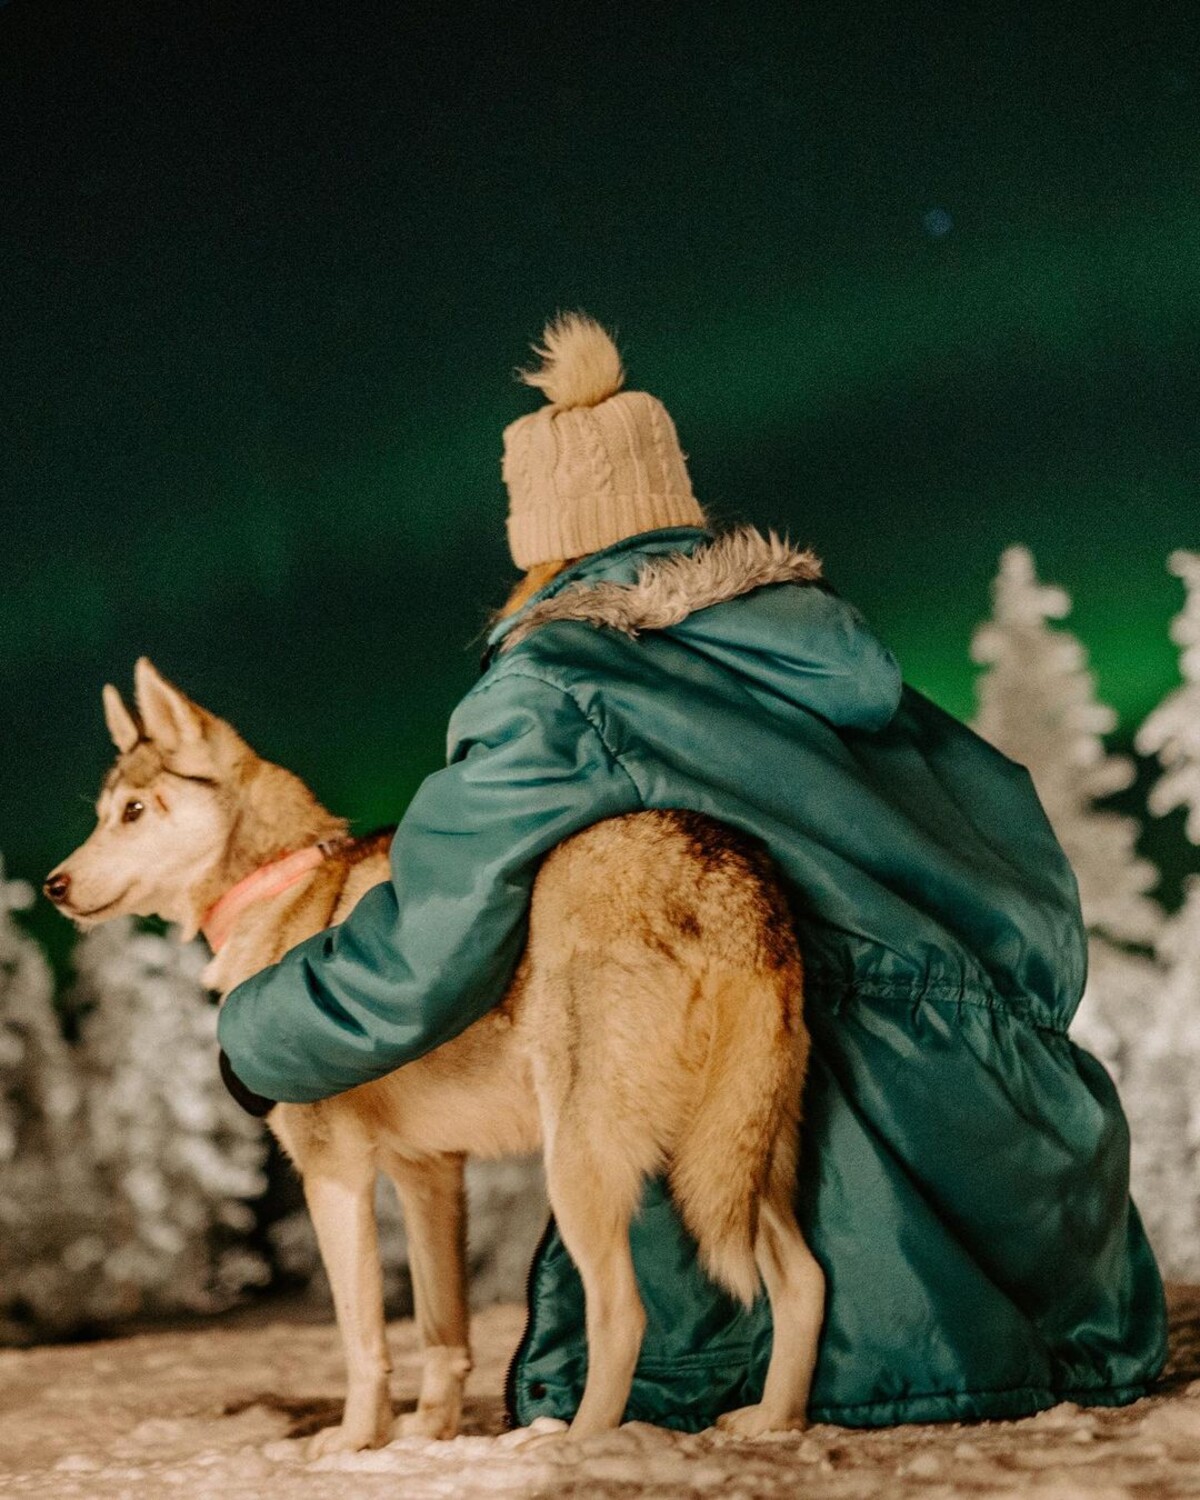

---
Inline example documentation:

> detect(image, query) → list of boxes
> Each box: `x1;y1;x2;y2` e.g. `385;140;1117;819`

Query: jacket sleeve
215;667;642;1104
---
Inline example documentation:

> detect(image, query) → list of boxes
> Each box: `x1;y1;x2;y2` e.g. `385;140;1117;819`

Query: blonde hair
495;559;575;621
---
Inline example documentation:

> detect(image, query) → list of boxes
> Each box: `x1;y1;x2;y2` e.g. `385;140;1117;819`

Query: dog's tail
668;960;807;1307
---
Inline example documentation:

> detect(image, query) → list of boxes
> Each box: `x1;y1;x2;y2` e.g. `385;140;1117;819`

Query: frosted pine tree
969;548;1168;1247
1137;551;1200;840
0;860;74;1168
971;545;1161;947
0;857;97;1340
70;918;269;1316
1127;552;1200;1277
1124;875;1200;1279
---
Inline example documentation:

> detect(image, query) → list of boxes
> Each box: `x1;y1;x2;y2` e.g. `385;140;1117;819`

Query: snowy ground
3;1289;1200;1499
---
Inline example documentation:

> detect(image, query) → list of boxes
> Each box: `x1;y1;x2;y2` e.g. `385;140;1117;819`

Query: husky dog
45;655;824;1453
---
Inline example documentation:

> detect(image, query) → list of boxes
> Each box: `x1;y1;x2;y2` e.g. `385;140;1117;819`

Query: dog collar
201;839;343;954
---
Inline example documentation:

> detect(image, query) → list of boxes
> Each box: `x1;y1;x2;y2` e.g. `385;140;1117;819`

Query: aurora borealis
4;2;1199;959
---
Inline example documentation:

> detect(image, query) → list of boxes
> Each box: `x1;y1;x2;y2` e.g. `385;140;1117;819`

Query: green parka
217;523;1166;1430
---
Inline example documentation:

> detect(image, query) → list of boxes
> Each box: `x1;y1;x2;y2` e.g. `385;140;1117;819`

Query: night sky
4;1;1200;961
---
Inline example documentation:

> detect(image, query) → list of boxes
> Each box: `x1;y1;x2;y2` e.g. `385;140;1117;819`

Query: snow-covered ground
2;1289;1199;1499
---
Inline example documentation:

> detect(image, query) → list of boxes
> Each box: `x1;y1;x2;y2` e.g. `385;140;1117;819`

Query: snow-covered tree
0;858;98;1339
0;861;75;1167
971;545;1162;947
972;544;1200;1279
1122;875;1200;1279
1067;937;1157;1086
69;918;270;1316
1137;550;1200;841
1122;551;1200;1278
968;549;1199;1271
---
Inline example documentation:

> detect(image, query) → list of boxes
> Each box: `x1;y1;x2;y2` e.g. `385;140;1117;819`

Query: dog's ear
133;657;208;755
102;683;141;754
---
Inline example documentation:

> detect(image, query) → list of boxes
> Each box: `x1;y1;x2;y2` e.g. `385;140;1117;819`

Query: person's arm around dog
216;663;641;1106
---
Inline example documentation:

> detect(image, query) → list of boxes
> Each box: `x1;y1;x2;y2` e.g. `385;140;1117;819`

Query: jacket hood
493;525;903;732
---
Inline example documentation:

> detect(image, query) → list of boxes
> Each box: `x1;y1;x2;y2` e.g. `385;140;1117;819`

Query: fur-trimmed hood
499;526;823;648
490;525;902;733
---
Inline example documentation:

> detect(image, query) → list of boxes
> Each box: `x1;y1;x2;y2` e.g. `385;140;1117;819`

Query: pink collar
201;841;339;953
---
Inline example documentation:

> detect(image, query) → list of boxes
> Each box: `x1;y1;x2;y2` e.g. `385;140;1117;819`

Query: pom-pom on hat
502;313;707;569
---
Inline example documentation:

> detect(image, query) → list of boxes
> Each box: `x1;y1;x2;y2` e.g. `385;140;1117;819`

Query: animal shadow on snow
222;1391;507;1440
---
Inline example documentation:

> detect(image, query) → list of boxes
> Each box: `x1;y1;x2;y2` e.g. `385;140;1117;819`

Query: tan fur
46;653;824;1451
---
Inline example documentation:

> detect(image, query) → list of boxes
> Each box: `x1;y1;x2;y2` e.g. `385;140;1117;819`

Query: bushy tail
668;969;805;1306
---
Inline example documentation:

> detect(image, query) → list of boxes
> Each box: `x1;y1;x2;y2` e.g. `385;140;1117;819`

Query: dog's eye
122;799;145;824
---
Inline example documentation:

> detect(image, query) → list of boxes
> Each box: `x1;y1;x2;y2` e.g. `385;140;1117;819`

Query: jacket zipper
503;1212;558;1428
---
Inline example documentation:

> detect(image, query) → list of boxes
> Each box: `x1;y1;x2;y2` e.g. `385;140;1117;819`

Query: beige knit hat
502;313;708;568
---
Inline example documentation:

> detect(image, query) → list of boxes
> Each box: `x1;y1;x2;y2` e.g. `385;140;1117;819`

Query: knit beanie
502;313;708;569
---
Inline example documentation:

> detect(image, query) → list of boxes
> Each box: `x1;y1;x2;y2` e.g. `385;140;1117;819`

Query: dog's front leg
301;1141;394;1458
380;1149;472;1440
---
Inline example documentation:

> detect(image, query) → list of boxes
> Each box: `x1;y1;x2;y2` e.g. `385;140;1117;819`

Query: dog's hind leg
754;1198;824;1427
299;1134;394;1458
716;1142;825;1438
542;1112;649;1440
379;1149;472;1440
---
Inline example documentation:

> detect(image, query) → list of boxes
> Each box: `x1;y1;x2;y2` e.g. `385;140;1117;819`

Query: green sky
3;0;1198;937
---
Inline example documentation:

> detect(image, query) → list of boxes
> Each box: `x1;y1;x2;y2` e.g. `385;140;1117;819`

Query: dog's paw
393;1403;461;1442
305;1417;391;1459
305;1383;394;1459
497;1417;570;1451
715;1403;805;1440
305;1425;363;1459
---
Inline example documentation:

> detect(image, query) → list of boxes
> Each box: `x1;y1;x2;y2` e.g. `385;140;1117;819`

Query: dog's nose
43;871;71;904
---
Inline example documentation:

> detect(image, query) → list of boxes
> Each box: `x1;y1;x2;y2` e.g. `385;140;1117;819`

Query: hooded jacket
217;523;1166;1430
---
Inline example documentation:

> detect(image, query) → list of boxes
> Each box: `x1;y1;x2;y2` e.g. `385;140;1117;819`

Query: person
217;313;1166;1431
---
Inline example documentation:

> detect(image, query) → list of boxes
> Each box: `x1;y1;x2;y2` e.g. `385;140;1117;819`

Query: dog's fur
46;539;824;1453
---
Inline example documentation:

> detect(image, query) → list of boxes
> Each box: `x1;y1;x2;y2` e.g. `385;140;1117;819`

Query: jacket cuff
219;1048;277;1118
